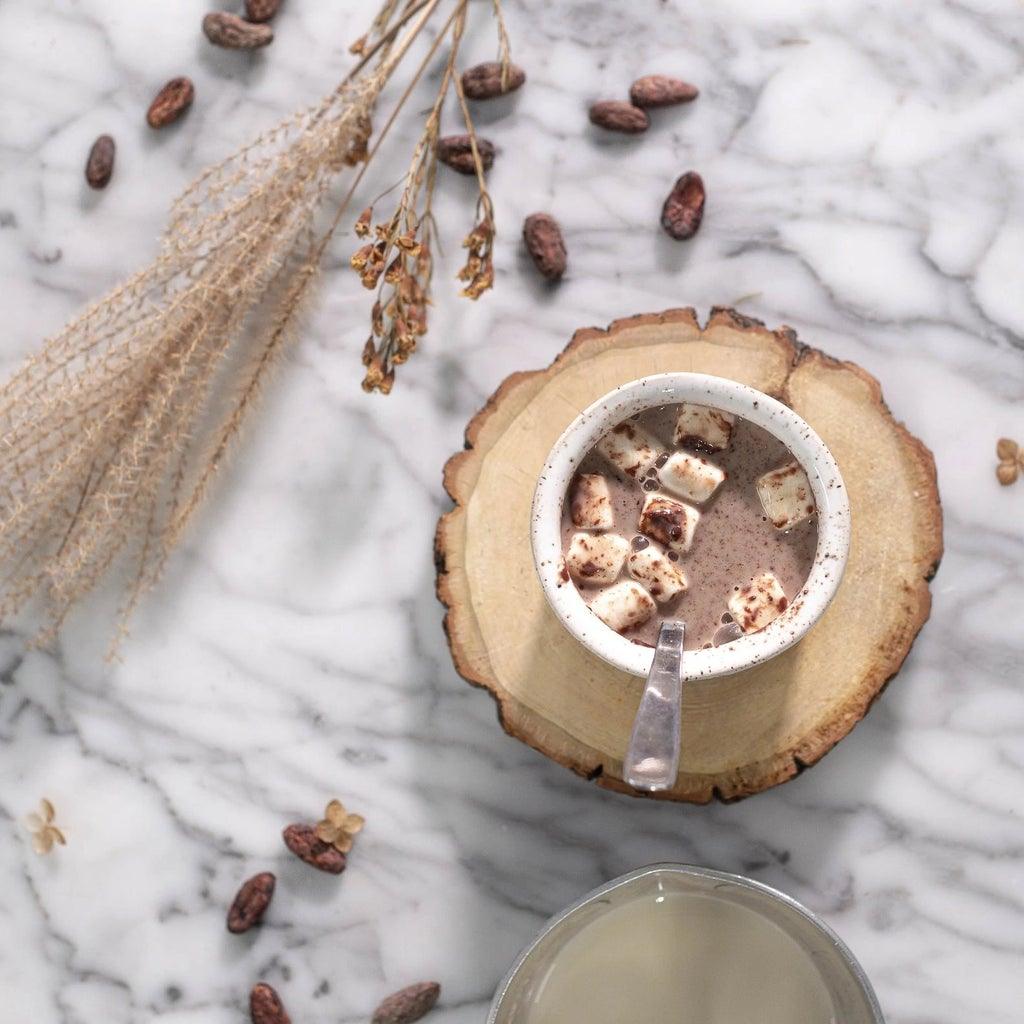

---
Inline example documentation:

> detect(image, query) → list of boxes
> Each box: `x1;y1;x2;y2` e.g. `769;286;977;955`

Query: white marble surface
1;0;1022;1021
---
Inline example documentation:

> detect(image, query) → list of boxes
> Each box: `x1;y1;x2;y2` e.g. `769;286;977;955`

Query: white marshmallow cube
674;403;735;453
565;531;629;585
638;494;700;554
596;421;661;480
569;473;614;530
728;571;790;633
627;544;688;603
658;451;725;504
588;581;656;633
756;461;816;530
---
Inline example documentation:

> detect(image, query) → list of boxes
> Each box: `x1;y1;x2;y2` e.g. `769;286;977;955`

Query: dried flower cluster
0;0;515;645
357;0;504;392
354;183;435;395
996;437;1024;486
315;798;366;853
458;199;496;300
25;799;66;855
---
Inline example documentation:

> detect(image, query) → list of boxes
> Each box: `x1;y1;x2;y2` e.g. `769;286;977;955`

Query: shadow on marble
654;226;699;273
467;92;525;128
194;37;273;85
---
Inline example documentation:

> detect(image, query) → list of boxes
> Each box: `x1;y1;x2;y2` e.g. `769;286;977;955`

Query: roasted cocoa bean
437;135;495;175
588;100;649;134
203;12;273;49
146;77;195;129
85;134;115;189
245;0;282;22
660;171;705;240
522;213;567;282
282;823;347;874
227;872;276;933
461;61;526;100
372;982;441;1024
250;982;291;1024
629;74;699;109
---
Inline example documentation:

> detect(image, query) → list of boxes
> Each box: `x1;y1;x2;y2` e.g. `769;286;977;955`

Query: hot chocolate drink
559;402;818;650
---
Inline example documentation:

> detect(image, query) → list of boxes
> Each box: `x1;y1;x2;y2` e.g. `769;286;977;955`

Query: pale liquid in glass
523;890;837;1024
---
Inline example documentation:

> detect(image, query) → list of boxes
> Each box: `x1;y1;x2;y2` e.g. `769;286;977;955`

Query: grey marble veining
1;0;1022;1021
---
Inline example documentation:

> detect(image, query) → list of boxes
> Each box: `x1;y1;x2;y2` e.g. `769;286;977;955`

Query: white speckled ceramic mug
531;373;851;679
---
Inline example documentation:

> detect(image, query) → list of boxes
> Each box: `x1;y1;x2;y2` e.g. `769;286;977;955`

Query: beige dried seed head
26;799;66;855
996;461;1018;486
315;799;366;853
0;70;384;645
996;437;1018;461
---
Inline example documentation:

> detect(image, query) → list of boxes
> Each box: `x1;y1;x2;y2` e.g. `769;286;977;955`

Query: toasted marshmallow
756;461;816;530
565;531;629;585
569;473;614;530
728;571;789;633
596;421;661;480
589;581;656;633
674;403;735;453
658;451;725;504
627;543;688;603
638;494;700;554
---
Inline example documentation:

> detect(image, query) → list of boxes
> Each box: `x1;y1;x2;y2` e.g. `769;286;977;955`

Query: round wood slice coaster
435;308;943;802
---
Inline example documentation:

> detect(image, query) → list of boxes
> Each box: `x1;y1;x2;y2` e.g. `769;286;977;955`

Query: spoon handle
623;621;684;792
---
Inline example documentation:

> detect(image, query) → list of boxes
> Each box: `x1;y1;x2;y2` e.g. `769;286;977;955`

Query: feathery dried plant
0;0;510;649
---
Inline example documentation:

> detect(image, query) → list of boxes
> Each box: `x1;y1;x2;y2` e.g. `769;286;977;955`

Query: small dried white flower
25;799;66;855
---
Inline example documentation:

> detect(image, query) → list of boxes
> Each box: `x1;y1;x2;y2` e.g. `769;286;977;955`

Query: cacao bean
660;171;705;240
522;213;567;282
85;134;115;190
146;77;195;129
588;100;649;134
461;61;526;100
227;872;276;934
437;135;495;175
245;0;282;22
203;12;273;49
250;982;291;1024
629;74;699;109
372;982;441;1024
282;823;347;874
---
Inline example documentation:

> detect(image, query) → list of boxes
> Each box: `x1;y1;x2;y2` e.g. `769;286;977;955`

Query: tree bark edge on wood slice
435;307;943;802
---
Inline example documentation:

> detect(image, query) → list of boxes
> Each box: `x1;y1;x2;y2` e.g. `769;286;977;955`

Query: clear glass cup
489;864;884;1024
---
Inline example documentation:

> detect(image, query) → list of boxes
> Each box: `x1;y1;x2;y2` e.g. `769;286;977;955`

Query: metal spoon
623;620;684;792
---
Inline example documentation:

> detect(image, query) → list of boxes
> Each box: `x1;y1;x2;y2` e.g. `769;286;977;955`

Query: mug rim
487;862;885;1024
530;372;851;678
